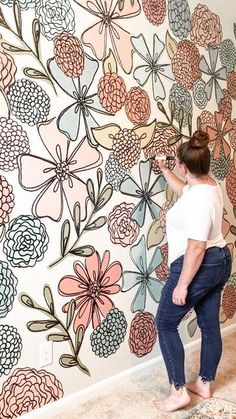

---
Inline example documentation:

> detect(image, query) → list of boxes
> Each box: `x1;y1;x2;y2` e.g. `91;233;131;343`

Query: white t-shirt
166;183;226;266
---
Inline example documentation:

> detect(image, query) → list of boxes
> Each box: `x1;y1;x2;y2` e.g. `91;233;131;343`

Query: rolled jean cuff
170;379;186;390
200;375;214;383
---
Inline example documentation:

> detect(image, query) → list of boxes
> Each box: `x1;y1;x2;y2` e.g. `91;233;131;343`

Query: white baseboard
22;322;236;418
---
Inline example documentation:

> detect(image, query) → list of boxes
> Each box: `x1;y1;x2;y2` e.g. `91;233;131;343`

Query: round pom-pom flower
0;118;30;172
90;308;127;357
0;261;18;318
190;4;222;49
36;0;75;41
193;79;208;109
219;39;236;73
129;311;157;357
125;87;151;125
0;51;16;94
227;71;236;99
98;72;127;113
0;325;22;377
0;175;14;225
169;83;192;126
0;367;64;418
105;153;130;191
3;215;49;268
54;33;84;78
107;202;140;247
0;0;37;9
142;0;166;25
171;40;201;90
112;128;141;168
168;0;191;40
218;89;232;121
8;79;50;126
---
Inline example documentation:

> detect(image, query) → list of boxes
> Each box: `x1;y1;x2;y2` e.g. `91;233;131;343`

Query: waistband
171;245;230;268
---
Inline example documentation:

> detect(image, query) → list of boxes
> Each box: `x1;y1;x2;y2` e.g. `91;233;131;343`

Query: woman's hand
172;285;188;305
155;157;169;173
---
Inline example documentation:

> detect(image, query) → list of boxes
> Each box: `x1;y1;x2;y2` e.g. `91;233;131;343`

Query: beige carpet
52;331;236;419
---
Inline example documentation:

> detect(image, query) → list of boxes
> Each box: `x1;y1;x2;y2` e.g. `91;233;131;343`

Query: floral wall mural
0;0;236;416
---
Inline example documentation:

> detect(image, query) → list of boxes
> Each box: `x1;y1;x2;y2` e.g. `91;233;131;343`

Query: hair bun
189;130;209;149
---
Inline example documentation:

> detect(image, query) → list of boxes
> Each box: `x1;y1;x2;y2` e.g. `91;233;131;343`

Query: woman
154;130;232;412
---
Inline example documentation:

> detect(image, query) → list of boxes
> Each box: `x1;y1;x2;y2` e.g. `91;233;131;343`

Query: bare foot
153;386;191;412
186;377;212;399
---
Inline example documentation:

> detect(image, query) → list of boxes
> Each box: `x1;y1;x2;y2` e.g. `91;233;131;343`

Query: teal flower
120;159;166;227
131;33;174;101
122;235;163;312
0;0;37;9
199;47;227;104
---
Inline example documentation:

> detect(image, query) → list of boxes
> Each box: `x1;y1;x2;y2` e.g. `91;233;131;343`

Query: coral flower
58;251;122;331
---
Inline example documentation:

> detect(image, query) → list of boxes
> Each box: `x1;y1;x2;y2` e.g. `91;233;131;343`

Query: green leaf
178;108;184;132
59;354;78;368
2;42;28;53
70;245;95;257
157;102;166;114
43;285;54;314
187;113;192;137
187;317;198;338
27;320;58;332
165;184;176;203
77;358;90;376
75;325;85;355
66;299;76;329
60;220;70;257
96;185;113;211
20;294;35;308
23;67;48;80
170;100;175;123
156;122;170;129
73;202;80;237
197;116;202;130
47;333;69;342
233;206;236;219
85;216;107;231
32;18;40;58
87;179;95;203
167;134;182;146
230;225;236;235
97;168;103;188
13;0;22;39
147;219;165;249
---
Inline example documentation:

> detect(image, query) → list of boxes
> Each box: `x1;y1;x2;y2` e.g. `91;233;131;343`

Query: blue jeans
156;246;232;390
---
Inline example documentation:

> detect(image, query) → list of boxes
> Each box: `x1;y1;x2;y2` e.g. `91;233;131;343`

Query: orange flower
98;72;127;113
207;112;233;160
218;89;232;121
171;40;201;90
58;251;122;331
190;4;222;49
142;0;166;25
54;33;84;78
227;71;236;99
125;87;151;124
0;51;16;94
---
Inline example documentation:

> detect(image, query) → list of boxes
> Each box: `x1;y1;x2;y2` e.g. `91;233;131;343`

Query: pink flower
107;202;140;247
190;4;222;49
0;367;63;418
58;251;122;331
18;118;102;221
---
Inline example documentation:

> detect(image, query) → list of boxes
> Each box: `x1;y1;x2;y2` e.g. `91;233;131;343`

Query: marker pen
151;156;175;161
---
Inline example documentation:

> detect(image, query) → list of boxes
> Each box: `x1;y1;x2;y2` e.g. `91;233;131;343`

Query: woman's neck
186;173;216;187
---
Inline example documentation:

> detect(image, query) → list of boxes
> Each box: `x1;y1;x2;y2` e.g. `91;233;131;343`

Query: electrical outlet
39;341;53;367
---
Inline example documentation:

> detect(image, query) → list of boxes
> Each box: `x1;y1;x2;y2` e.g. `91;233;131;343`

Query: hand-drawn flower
226;161;236;206
155;243;169;282
125;86;151;125
0;175;14;225
36;0;75;40
171;40;201;90
218;89;232;121
169;83;193;126
143;128;177;174
229;119;236;150
73;0;141;73
105;153;130;191
160;200;174;233
129;311;157;357
120;159;166;227
8;79;50;126
3;215;49;268
107;202;140;247
168;0;191;40
199;110;216;132
193;79;208;109
199;47;227;104
0;368;64;418
190;4;223;49
227;71;236;99
58;251;122;331
0;51;16;94
122;235;163;312
207;111;233;160
0;118;30;172
98;72;127;113
112;128;141;168
0;0;37;9
47;54;112;144
0;325;22;377
90;308;127;357
18;118;102;221
0;261;18;318
219;39;236;73
54;33;84;78
143;0;166;25
131;33;174;100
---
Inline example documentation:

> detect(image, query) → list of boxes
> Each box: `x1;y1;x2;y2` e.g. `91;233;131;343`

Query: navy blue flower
3;215;49;268
0;261;18;318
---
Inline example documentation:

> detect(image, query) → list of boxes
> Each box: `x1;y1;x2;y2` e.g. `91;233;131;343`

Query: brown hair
177;130;210;177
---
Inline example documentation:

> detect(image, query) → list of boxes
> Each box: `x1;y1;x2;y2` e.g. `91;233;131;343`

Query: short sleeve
184;192;212;241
